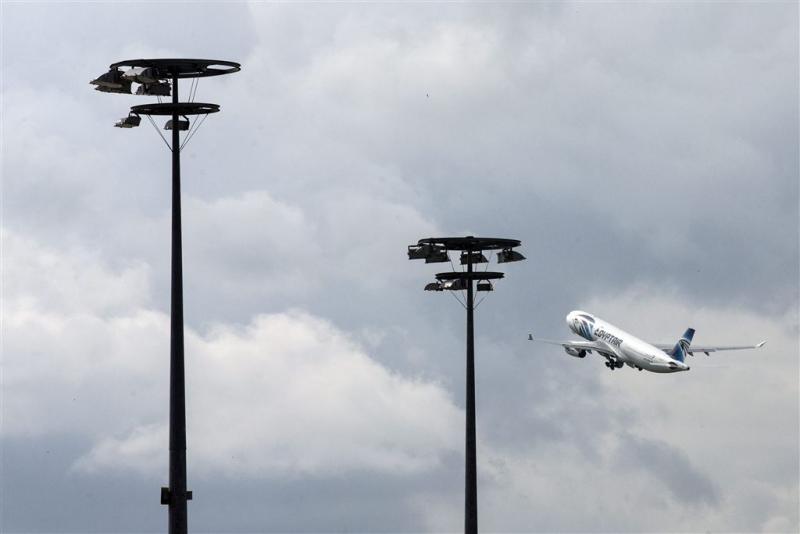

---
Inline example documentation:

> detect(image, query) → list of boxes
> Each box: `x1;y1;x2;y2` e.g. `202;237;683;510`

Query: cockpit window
578;314;595;324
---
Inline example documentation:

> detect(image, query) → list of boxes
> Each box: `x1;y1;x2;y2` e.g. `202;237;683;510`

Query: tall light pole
91;58;240;534
408;236;525;534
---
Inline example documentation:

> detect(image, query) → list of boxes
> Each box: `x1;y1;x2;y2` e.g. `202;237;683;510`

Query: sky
1;1;798;532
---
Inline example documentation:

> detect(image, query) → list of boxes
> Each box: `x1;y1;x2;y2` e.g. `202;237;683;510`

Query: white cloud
75;310;462;478
2;229;462;478
190;310;461;477
2;229;152;316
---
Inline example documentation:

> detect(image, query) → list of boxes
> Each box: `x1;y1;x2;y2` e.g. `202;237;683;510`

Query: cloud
614;433;718;506
76;310;462;478
3;229;461;479
2;229;152;316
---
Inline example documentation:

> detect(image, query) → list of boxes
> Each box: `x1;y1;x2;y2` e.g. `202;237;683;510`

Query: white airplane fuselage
566;311;690;373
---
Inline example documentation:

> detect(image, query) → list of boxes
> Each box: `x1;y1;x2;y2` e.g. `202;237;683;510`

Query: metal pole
168;73;189;534
465;249;477;534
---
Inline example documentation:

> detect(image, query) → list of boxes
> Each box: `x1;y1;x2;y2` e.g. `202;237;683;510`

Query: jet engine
564;346;587;358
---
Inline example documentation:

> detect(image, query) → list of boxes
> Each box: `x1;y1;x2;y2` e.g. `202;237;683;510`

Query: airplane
529;310;766;373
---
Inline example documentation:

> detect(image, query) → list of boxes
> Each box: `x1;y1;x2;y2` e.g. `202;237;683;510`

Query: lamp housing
497;249;526;263
123;67;161;84
443;279;467;291
460;251;488;265
425;249;449;263
165;118;190;131
114;114;141;128
91;69;132;94
91;69;127;88
424;282;443;291
94;84;132;94
408;244;432;260
137;82;171;96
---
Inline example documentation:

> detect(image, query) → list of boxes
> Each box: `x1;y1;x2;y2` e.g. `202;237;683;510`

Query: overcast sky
1;2;798;533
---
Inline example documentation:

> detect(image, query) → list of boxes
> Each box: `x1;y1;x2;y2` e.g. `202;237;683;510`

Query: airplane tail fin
669;328;695;362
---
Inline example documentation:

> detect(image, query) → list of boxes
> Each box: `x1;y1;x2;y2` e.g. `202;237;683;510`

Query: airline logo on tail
670;328;695;363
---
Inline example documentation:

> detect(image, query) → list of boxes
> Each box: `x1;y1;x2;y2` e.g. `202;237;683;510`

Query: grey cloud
1;435;459;533
615;433;719;507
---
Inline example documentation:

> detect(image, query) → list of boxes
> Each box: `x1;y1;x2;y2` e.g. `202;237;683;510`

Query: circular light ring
436;272;505;281
130;102;220;116
418;236;521;251
109;59;241;79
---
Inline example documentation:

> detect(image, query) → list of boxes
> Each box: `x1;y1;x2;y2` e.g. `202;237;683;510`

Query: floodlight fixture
90;69;132;94
443;278;468;291
409;243;450;262
91;68;127;88
165;117;190;131
408;244;433;260
497;248;526;263
137;82;171;96
407;235;524;534
114;113;141;128
425;249;450;263
460;251;488;265
123;66;161;84
94;83;132;94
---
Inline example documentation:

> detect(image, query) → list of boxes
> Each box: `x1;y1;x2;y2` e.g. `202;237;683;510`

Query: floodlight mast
465;243;477;534
168;70;188;534
408;236;524;534
93;58;240;534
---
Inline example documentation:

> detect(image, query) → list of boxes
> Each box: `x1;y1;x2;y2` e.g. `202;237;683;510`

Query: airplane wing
528;335;616;358
652;341;766;356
